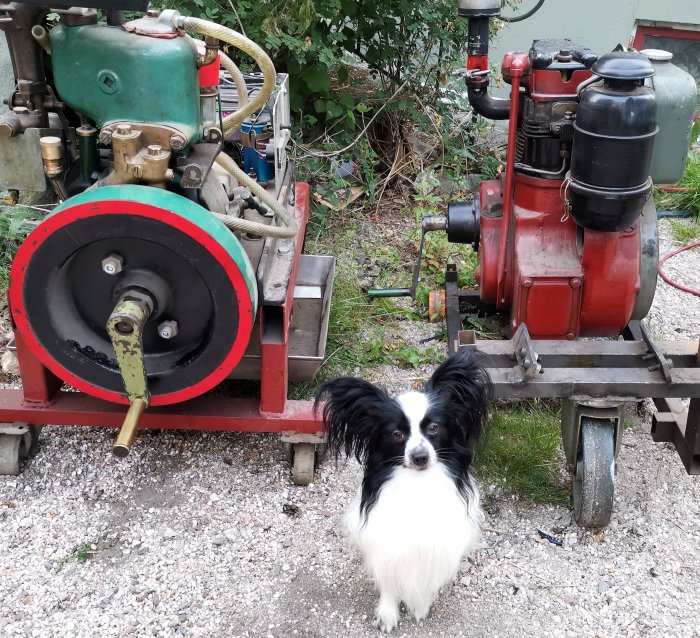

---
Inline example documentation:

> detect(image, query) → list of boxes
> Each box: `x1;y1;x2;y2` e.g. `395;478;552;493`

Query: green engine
50;22;201;143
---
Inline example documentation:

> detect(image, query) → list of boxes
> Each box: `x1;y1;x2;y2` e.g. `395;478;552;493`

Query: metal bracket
367;215;446;299
640;322;674;383
509;323;542;386
280;432;326;445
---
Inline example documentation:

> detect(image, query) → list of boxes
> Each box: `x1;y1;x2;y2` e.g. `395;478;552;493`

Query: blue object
241;117;274;183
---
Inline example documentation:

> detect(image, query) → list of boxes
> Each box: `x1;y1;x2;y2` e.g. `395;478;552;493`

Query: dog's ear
425;349;492;443
314;377;393;463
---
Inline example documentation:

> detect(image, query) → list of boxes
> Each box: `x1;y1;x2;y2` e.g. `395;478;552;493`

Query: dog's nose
410;450;429;467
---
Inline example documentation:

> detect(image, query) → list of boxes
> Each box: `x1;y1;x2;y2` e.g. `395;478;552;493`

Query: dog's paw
375;599;399;633
413;603;432;622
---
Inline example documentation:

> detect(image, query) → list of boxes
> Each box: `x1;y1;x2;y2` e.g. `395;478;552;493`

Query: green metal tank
642;49;697;185
49;23;201;143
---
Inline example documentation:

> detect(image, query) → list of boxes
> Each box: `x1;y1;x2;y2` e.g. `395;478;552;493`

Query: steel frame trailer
0;183;325;484
446;272;700;527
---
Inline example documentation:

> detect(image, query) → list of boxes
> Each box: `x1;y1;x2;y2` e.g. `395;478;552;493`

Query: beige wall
487;0;700;96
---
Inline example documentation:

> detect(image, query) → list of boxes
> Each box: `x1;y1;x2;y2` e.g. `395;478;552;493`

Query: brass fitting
106;125;172;186
39;136;64;177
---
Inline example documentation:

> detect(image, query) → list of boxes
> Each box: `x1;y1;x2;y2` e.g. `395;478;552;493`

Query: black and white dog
315;349;491;632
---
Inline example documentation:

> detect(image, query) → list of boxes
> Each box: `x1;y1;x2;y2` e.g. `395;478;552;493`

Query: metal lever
367;215;447;299
106;294;152;457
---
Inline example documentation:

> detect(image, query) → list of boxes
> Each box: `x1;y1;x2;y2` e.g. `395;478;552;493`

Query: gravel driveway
1;220;699;638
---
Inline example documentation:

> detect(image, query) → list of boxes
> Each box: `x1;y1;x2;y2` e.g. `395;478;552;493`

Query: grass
669;218;700;244
474;402;569;507
0;205;43;294
654;152;700;219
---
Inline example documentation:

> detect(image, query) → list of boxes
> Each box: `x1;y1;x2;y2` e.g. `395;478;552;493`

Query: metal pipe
0;4;50;122
495;58;526;308
367;288;412;298
467;84;511;119
113;398;147;458
76;125;98;183
49;176;69;202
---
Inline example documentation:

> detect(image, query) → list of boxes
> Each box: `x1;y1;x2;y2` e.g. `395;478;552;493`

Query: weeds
54;542;97;572
475;402;569;506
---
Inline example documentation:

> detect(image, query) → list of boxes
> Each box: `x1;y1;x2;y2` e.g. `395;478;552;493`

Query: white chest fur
344;464;482;617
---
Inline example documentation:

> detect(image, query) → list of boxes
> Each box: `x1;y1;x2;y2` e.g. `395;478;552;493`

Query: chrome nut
102;253;124;275
157;320;178;340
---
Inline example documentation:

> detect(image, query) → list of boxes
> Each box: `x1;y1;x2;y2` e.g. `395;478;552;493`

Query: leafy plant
0;206;42;293
161;0;515;128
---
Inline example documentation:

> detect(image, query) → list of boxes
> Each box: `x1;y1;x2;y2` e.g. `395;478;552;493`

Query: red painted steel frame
0;182;325;436
631;24;700;51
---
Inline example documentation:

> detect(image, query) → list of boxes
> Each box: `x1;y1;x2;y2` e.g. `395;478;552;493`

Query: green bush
162;0;471;123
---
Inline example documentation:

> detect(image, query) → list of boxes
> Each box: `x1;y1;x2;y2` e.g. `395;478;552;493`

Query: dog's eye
426;423;440;436
391;430;405;442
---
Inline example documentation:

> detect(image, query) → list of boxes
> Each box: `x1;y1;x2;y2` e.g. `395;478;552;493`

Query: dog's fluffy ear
314;377;394;464
425;349;492;443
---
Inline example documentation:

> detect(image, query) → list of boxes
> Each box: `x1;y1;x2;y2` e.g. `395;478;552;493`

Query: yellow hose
219;49;249;112
179;16;274;133
214;152;299;239
173;15;292;238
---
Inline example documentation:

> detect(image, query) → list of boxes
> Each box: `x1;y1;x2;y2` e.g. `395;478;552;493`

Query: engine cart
372;0;699;526
0;1;333;483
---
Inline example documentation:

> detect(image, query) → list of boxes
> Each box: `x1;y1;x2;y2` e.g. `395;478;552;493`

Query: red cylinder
198;53;221;87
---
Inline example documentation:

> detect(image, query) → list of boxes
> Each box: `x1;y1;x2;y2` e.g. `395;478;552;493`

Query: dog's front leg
375;589;400;633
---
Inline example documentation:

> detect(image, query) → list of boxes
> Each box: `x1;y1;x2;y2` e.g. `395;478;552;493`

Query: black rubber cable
500;0;547;23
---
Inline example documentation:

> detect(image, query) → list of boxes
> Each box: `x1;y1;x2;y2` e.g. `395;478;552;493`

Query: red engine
451;2;659;340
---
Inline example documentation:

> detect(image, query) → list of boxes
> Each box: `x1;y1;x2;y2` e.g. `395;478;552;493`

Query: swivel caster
0;423;42;476
291;443;316;486
572;418;616;528
281;435;326;486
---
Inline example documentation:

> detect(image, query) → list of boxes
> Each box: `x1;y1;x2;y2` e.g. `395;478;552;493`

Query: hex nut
102;254;124;275
158;320;178;340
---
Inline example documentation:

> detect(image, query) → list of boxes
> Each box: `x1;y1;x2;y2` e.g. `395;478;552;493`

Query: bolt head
158;320;178;340
169;134;187;151
147;144;162;157
115;124;132;136
102;254;124;275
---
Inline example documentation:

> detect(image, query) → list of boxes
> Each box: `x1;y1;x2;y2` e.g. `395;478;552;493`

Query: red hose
658;241;700;297
656;186;694;193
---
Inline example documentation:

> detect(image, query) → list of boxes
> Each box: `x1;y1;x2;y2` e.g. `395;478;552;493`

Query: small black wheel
573;418;615;528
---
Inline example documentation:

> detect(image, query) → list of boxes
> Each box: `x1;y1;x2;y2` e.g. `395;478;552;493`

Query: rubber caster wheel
0;423;41;476
291;443;316;486
573;418;615;528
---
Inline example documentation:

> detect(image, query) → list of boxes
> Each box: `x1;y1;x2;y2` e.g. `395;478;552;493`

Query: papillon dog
315;349;491;633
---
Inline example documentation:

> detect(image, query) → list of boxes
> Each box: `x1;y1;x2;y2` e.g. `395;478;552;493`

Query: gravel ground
1;220;699;638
